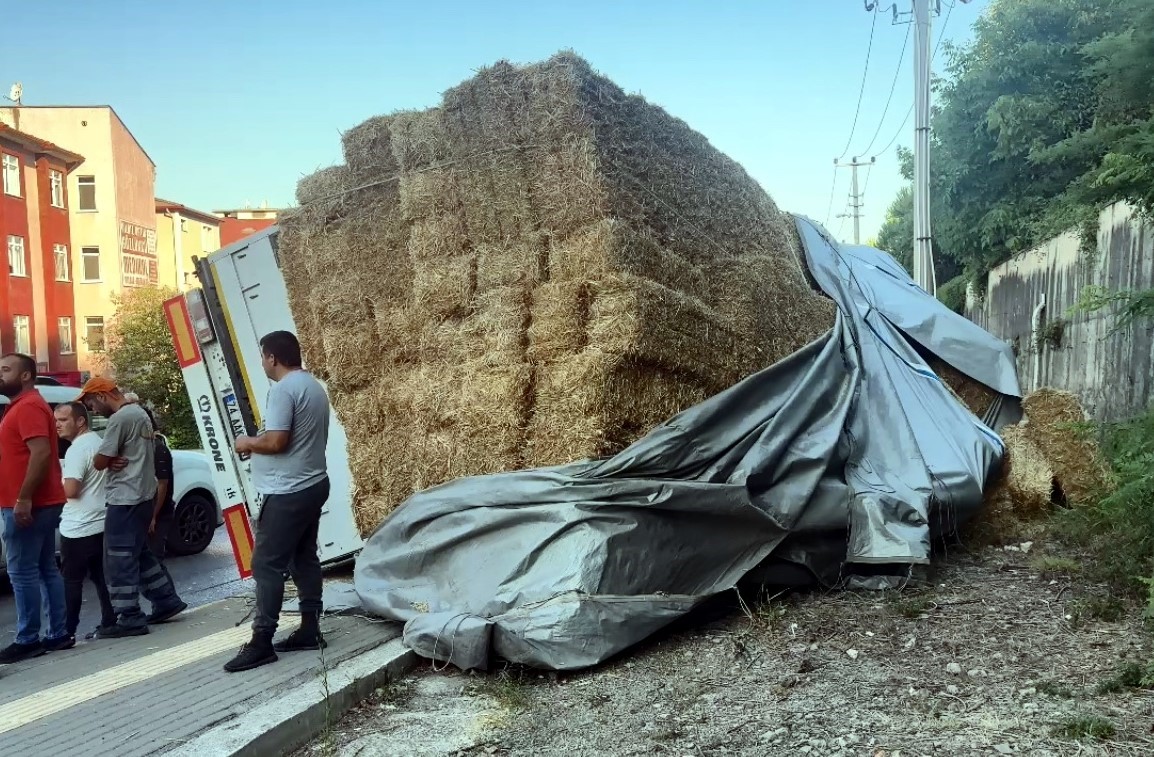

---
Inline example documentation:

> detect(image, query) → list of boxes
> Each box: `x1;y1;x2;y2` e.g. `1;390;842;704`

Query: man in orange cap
77;376;186;637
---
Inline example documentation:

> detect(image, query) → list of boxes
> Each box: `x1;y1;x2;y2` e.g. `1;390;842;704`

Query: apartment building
0;123;83;381
155;199;221;291
215;204;279;246
0;106;157;369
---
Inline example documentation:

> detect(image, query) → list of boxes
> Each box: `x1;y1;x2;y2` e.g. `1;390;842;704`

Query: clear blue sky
5;0;987;242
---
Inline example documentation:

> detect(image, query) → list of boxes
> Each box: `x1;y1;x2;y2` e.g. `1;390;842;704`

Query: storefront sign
120;220;158;287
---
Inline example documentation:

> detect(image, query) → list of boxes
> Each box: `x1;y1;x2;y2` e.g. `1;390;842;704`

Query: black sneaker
224;642;278;673
43;634;76;652
147;600;188;624
273;629;328;652
0;640;46;663
96;624;150;639
85;624;119;641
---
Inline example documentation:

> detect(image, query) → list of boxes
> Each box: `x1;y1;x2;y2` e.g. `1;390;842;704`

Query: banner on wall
120;220;158;287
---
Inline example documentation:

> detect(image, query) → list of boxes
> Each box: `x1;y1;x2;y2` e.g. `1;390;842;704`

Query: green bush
937;275;968;314
1055;407;1154;615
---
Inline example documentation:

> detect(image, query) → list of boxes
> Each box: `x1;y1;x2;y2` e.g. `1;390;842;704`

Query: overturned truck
278;53;1022;671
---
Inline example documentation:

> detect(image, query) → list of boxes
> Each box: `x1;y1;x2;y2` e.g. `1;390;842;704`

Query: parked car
0;386;222;585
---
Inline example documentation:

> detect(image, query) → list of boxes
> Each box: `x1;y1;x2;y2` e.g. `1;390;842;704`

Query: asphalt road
0;528;250;640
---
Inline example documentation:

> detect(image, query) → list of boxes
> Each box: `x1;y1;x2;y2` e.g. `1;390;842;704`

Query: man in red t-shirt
0;353;71;662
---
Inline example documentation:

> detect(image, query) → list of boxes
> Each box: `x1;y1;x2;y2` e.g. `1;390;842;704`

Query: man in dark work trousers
224;331;331;673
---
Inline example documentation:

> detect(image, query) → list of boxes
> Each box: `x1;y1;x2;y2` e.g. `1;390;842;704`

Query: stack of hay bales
278;53;837;535
968;388;1113;543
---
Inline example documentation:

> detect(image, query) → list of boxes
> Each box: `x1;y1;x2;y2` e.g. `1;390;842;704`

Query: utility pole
835;156;875;244
912;0;935;295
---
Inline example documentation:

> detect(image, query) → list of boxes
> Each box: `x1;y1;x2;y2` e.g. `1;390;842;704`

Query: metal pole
850;157;861;245
912;0;936;294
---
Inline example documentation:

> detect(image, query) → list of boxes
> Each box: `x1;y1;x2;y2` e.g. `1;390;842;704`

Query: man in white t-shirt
55;401;117;641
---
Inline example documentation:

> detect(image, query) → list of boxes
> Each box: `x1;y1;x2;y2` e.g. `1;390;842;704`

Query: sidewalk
0;595;409;756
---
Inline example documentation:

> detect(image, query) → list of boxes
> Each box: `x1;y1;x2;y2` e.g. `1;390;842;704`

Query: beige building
155;199;221;291
0;106;157;370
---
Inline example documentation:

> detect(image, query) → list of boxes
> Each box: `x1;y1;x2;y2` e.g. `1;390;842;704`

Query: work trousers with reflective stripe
104;500;182;628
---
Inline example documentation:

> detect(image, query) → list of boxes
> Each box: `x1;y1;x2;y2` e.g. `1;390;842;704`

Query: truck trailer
164;227;363;577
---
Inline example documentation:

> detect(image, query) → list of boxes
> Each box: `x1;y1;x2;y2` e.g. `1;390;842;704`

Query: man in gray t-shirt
79;377;185;637
224;331;332;673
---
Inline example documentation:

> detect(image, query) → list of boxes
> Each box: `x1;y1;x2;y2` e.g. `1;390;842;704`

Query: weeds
1097;661;1154;694
1036;681;1076;698
473;668;531;710
890;593;935;619
1031;555;1082;576
1053;714;1116;741
1069;595;1128;627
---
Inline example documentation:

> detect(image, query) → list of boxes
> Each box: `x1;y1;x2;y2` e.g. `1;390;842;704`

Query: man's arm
235;430;290;455
62;478;83;499
18;437;52;501
152;443;173;528
235;384;293;456
94;414;128;471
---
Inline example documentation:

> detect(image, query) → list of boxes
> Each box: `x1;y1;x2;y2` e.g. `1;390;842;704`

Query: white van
0;386;223;586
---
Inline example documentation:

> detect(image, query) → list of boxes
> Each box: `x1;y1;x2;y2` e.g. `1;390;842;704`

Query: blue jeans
2;505;67;645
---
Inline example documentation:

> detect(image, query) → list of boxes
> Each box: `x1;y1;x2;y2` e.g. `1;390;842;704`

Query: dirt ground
302;542;1154;756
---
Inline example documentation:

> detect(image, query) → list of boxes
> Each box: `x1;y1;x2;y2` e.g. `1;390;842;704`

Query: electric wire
836;1;881;161
870;0;956;159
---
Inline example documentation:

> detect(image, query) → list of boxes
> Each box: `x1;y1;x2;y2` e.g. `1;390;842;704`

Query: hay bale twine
278;51;838;536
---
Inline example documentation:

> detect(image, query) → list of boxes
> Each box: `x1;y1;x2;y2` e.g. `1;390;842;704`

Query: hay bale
968;424;1055;544
280;52;838;535
1020;389;1112;505
525;350;710;467
926;356;1000;419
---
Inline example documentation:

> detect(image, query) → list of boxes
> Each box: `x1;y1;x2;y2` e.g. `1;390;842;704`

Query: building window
202;224;214;251
77;175;96;211
54;244;70;281
7;235;26;277
49;169;65;208
58;317;74;354
13;315;31;354
85;316;105;351
81;247;101;281
2;154;20;197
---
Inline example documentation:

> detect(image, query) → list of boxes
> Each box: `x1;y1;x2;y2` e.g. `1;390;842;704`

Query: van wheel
168;494;216;556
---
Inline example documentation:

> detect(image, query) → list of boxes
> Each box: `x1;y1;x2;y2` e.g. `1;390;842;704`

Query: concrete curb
166;637;418;757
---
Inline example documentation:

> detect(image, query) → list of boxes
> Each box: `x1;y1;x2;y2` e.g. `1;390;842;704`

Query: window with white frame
54;244;70;281
81;247;101;281
13;316;31;354
7;235;26;277
58;317;74;354
85;316;105;351
2;154;20;197
77;175;96;211
49;169;65;207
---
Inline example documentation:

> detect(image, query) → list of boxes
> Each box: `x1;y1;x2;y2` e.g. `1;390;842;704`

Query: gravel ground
303;543;1154;756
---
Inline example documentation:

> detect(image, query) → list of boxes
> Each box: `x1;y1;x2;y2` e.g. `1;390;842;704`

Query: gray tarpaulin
353;217;1023;671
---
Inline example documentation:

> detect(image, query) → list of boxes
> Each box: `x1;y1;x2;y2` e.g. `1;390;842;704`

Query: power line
856;21;912;157
836;2;881;161
823;164;840;228
870;0;956;159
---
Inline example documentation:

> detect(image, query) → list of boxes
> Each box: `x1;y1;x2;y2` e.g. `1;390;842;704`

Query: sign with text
120;220;158;287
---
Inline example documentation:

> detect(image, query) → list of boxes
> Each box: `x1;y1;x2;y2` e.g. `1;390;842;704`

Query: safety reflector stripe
164;296;201;368
224;504;254;579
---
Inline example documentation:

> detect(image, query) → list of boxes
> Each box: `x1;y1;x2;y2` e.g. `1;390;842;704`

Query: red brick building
215;205;279;247
0;124;83;381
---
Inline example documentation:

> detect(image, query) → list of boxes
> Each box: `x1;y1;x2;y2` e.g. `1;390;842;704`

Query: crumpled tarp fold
353;217;1022;671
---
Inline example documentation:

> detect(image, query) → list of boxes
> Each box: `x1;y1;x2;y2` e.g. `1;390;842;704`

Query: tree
97;286;198;449
875;182;961;286
875;0;1150;280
